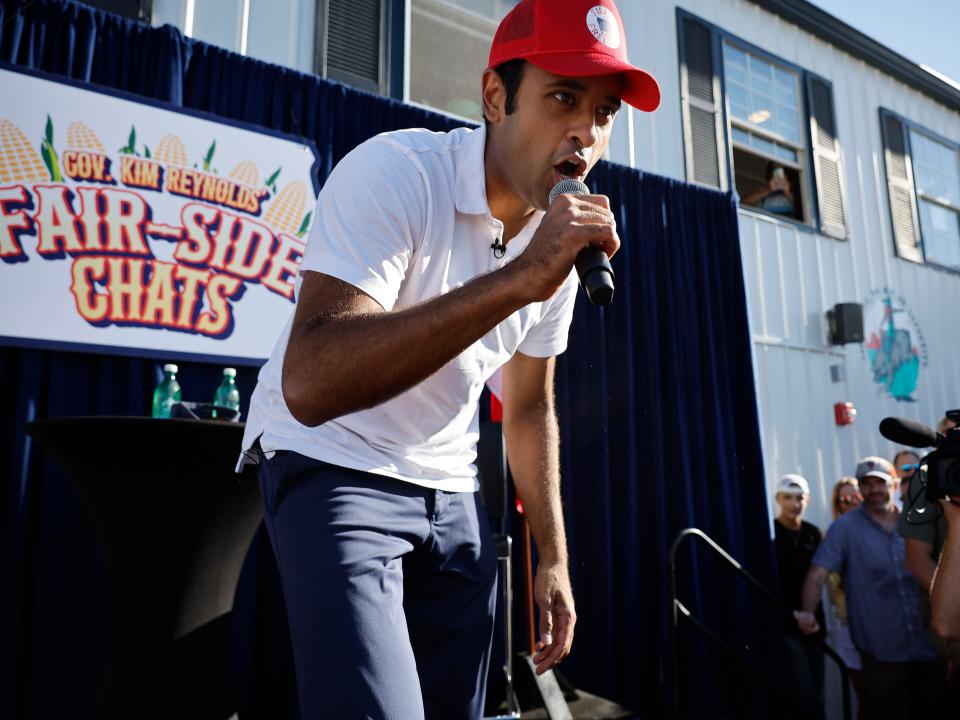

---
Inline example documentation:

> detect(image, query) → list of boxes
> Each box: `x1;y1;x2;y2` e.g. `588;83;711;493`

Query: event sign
0;66;320;363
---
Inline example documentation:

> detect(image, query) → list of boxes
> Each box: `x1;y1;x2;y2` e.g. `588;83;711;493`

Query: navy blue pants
258;451;498;720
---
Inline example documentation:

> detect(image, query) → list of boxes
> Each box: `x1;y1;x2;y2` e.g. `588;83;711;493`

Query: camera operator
931;497;960;643
901;429;960;672
930;415;960;644
878;411;960;711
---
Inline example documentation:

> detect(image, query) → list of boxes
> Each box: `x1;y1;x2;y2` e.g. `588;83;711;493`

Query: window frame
881;107;960;274
724;40;806;158
677;9;836;237
723;38;812;225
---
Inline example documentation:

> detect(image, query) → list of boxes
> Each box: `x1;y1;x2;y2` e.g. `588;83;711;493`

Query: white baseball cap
776;474;810;496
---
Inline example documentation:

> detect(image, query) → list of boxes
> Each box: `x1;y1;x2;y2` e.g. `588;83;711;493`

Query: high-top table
26;417;262;720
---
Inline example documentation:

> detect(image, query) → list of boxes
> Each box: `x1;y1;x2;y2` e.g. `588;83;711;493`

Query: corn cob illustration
262;180;307;236
155;133;188;166
229;160;259;186
66;121;107;153
0;118;49;184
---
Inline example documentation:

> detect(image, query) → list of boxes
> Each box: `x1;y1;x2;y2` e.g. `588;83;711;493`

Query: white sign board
0;66;320;363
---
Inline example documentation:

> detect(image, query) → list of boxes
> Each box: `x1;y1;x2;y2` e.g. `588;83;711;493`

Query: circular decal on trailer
861;288;928;402
586;6;621;49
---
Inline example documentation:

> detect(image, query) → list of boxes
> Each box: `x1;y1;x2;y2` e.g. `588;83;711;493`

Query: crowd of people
773;415;959;719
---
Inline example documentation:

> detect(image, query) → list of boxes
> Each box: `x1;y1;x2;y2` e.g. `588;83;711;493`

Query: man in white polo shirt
240;1;660;717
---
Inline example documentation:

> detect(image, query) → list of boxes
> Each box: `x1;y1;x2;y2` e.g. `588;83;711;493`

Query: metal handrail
668;527;851;720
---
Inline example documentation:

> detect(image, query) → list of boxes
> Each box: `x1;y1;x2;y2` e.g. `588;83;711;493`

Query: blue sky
811;0;960;85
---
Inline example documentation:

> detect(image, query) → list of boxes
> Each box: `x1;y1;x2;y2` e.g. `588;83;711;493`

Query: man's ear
481;68;506;124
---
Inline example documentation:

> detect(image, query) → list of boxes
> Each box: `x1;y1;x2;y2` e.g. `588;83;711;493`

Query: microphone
879;416;940;449
548;179;615;306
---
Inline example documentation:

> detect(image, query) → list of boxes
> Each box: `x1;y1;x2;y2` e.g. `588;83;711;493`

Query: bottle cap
163;363;179;374
223;367;237;377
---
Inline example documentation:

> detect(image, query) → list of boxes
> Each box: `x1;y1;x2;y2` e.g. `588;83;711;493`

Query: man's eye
553;92;575;105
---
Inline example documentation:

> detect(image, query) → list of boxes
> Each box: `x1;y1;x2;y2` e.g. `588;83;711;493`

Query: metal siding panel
806;353;842;528
802;236;825;347
757;345;848;529
785;349;816;475
739;218;766;337
755;219;787;339
247;0;300;68
777;226;805;344
191;0;243;51
150;0;188;29
757;345;794;484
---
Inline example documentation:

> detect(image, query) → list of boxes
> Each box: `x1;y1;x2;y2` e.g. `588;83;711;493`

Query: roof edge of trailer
744;0;960;113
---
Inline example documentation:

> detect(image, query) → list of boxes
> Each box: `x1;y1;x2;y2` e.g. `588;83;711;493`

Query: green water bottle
212;367;240;419
152;363;182;418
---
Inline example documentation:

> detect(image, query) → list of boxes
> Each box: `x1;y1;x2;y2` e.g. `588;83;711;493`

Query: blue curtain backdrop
0;1;781;717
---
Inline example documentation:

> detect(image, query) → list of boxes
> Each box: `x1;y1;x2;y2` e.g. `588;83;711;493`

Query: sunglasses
900;463;920;472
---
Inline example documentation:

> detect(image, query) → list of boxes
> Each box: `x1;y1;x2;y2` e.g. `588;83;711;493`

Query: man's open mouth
554;155;587;180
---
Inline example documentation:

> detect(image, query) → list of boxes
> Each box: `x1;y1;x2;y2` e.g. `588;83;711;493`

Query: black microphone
548;179;615;306
879;416;940;449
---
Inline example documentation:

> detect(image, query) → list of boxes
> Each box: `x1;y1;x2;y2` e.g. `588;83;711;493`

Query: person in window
742;161;796;216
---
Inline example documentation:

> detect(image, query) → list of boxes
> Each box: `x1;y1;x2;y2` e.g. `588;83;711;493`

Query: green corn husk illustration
143;145;151;159
203;140;216;172
40;115;63;182
297;211;312;238
265;166;281;193
119;126;138;155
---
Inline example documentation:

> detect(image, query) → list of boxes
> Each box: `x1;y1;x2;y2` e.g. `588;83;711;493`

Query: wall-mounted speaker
826;303;864;345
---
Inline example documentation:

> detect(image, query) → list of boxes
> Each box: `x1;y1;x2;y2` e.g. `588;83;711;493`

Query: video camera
880;410;960;502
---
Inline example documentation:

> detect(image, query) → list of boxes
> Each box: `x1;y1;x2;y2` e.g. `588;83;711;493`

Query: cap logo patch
586;6;621;49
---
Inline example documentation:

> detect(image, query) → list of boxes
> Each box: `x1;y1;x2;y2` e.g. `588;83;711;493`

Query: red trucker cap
489;0;661;112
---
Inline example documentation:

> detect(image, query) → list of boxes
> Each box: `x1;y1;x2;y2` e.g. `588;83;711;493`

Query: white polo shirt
239;125;578;492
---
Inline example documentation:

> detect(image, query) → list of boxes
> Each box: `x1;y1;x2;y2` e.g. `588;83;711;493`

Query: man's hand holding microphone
510;180;620;306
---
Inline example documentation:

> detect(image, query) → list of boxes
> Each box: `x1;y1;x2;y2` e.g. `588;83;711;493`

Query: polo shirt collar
856;503;897;534
455;125;491;215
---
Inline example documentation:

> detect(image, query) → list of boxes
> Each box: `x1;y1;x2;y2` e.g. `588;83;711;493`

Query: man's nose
568;112;600;150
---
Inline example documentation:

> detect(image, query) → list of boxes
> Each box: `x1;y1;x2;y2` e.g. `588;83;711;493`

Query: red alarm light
834;402;857;426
